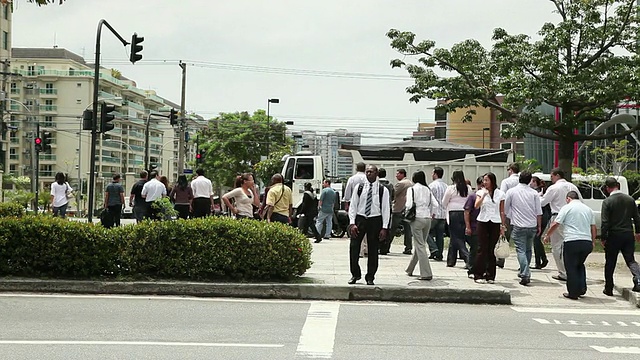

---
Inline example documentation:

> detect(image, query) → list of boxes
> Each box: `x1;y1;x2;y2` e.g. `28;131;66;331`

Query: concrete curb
614;284;640;308
0;279;511;305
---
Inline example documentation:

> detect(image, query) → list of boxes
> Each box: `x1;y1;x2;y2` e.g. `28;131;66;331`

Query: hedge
0;202;25;218
0;215;312;281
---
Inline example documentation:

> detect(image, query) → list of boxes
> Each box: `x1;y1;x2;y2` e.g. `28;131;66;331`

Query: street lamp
266;98;280;157
482;127;490;149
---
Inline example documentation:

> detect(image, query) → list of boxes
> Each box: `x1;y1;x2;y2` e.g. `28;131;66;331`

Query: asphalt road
1;294;639;359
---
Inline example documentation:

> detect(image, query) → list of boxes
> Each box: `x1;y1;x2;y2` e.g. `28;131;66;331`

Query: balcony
39;88;58;97
129;130;144;139
124;100;146;112
144;93;164;105
10;88;19;95
39;105;57;113
39;154;57;162
130;145;144;152
101;156;121;164
9;154;19;160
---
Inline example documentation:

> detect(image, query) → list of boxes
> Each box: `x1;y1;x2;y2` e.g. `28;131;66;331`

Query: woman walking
473;172;506;284
50;172;72;218
442;170;471;268
222;173;260;219
405;171;438;280
169;175;194;219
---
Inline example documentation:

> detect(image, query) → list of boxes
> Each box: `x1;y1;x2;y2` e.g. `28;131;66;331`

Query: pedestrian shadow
406;279;450;287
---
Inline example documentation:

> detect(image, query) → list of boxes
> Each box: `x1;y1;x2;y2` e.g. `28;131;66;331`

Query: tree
388;0;640;180
589;139;637;175
196;110;292;190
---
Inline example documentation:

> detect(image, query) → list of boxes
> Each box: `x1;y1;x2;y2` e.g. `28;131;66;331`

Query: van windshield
295;159;314;180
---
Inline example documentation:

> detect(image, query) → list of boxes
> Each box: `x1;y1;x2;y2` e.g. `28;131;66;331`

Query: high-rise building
291;128;361;180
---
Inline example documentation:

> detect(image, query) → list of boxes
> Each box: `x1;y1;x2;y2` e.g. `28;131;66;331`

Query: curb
0;279;511;305
614;284;640;308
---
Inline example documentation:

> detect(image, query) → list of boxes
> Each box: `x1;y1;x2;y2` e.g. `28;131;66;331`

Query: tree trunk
557;137;575;182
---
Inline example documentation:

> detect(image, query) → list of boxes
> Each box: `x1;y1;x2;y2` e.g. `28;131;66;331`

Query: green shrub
0;202;26;218
0;216;312;281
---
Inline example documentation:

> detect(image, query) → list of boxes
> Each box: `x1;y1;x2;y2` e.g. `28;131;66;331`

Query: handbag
65;183;74;200
403;188;416;221
494;235;510;259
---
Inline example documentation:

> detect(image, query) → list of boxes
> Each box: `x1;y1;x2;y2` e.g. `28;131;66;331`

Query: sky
12;0;558;144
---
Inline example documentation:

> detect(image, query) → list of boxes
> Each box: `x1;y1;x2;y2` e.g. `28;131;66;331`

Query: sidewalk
302;236;640;308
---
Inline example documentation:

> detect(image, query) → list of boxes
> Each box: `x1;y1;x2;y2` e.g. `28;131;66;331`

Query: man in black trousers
347;165;391;286
601;177;640;295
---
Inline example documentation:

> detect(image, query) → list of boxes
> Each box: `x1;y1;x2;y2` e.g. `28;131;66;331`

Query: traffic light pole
178;62;187;174
144;112;152;171
34;122;39;215
87;19;130;223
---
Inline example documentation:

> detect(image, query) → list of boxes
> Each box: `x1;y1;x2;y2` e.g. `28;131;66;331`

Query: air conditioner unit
25;84;34;89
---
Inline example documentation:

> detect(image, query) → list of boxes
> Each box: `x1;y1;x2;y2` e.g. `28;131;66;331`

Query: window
295;158;314;180
515;142;525;155
500;143;512;150
2;31;8;50
77;83;82;87
434;108;447;121
575;182;592;200
3;4;8;20
27;65;35;76
434;126;446;139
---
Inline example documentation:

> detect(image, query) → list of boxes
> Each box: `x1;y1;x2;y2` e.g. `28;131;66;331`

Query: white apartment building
0;2;12;177
292;128;361;180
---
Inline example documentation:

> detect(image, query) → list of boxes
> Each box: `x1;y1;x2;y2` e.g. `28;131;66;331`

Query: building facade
291;128;361;180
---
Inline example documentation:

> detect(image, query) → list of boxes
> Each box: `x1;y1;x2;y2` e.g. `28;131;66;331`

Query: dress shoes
602;288;614;296
539;259;549;269
633;284;640;293
552;275;567;282
314;238;322;243
366;279;375;285
563;292;579;300
418;276;432;281
403;250;412;255
519;277;530;286
348;276;361;285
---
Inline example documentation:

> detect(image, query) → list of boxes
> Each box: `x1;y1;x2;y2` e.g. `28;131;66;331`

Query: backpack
357;183;385;207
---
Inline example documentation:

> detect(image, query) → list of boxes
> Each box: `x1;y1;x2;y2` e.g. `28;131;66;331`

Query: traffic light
196;149;205;163
169;108;178;126
34;136;42;152
130;33;144;64
41;132;52;153
82;109;93;131
100;103;116;133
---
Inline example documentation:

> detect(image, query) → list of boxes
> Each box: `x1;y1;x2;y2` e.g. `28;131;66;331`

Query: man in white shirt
343;162;367;211
190;168;214;218
348;165;391;286
504;171;542;286
500;163;521;193
541;167;581;281
141;171;166;220
544;191;596;300
427;167;448;261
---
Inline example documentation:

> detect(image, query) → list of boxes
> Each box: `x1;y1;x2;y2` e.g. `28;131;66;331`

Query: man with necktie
347;165;391;285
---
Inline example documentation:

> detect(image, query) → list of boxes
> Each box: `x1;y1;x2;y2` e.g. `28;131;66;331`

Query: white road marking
295;302;340;359
0;340;283;348
559;331;640;339
533;318;551;324
512;307;640;316
591;346;640;354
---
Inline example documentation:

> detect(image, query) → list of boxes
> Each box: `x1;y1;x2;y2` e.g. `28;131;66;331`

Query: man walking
342;162;367;211
129;170;148;223
141;171;166;220
377;168;394;255
503;171;542;286
498;162;521;268
541;168;580;281
190;168;214;218
266;174;293;224
384;168;413;255
544;191;596;300
348;165;391;285
427;167;447;261
104;173;125;228
316;179;337;241
601;177;640;295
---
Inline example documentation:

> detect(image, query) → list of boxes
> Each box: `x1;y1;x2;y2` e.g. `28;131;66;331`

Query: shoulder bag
403;188;416;221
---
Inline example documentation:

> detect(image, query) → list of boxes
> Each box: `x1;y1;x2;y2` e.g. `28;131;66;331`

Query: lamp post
482;127;490;149
266;98;279;158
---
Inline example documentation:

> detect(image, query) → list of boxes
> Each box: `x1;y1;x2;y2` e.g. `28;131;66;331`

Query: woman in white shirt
442;170;472;268
50;172;72;218
473;172;506;284
222;173;260;219
404;171;438;280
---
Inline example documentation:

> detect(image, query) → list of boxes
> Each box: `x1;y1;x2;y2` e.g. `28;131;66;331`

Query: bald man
266;174;294;224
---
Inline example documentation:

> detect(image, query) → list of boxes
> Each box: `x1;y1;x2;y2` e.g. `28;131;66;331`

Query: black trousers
174;204;190;219
447;211;469;266
107;205;122;227
299;215;321;240
563;240;592;297
349;215;382;281
133;205;146;223
474;221;500;281
604;232;640;290
192;198;212;218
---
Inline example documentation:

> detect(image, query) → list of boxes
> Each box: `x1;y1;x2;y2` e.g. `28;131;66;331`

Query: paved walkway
302;236;639;308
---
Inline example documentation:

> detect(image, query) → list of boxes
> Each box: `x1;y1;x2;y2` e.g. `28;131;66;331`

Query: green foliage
0;203;25;218
5;190;35;209
589;139;636;175
0;216;312;281
151;197;179;220
388;0;640;179
515;155;541;173
254;149;288;185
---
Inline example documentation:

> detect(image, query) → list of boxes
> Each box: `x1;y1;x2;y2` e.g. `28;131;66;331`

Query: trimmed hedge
0;203;25;218
0;216;312;281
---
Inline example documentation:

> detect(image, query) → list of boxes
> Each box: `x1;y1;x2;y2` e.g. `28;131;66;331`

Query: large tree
388;0;640;178
196;110;292;190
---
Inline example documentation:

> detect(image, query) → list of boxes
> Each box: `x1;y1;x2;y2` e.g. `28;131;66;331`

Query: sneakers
519;277;531;286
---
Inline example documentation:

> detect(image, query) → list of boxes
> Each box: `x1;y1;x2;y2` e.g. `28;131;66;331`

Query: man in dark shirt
129;171;148;223
601;177;640;295
104;173;125;228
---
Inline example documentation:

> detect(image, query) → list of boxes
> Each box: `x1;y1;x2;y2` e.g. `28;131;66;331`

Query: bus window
594;185;608;199
575;181;592;200
295;158;314;180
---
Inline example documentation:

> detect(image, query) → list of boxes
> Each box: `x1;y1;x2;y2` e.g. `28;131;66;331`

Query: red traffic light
34;137;42;145
195;153;202;159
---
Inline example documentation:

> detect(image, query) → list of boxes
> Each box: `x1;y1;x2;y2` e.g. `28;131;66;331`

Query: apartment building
293;128;361;180
0;2;11;176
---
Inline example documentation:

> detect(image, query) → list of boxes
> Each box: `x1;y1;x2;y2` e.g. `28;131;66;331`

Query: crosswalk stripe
591;346;640;354
295;302;340;359
560;331;640;339
512;307;640;316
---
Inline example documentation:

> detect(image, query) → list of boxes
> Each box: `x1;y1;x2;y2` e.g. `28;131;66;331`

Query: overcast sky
12;0;557;144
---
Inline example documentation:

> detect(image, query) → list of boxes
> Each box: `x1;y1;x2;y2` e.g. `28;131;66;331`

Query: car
122;204;133;219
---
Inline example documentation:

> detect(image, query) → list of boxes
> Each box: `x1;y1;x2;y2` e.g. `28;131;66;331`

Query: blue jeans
512;226;537;278
316;211;333;238
52;203;68;218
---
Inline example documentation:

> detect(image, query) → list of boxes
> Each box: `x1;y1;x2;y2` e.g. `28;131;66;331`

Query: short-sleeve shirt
130;179;147;207
266;183;293;216
51;182;71;208
464;193;480;232
319;187;336;213
555;200;595;242
105;182;124;206
476;189;506;223
223;187;255;217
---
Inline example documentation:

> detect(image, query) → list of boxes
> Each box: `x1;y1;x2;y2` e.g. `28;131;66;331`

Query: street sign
183;169;193;174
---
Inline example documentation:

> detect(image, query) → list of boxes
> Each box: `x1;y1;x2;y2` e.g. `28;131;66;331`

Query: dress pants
133;204;146;223
544;214;566;278
533;206;551;266
405;217;433;278
474;221;500;281
107;204;122;227
387;212;412;253
604;232;640;291
563;240;592;297
299;215;321;240
349;215;382;281
427;218;446;259
192;197;212;218
447;211;469;266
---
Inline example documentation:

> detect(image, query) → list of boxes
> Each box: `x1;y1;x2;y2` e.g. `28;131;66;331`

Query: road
1;294;639;359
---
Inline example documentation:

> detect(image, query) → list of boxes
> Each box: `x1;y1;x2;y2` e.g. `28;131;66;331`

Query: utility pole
178;61;186;173
34;122;40;214
0;60;8;174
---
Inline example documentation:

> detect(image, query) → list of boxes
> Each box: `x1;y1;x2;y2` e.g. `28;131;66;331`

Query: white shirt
428;178;448;219
191;175;213;199
442;184;472;212
343;172;367;202
541;179;581;214
504;184;542;228
141;178;166;202
223;187;255;217
50;182;72;208
476;188;506;223
348;181;391;229
500;173;520;193
555;199;595;242
405;183;438;219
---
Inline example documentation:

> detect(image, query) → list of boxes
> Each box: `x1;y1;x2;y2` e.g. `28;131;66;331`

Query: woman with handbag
441;170;472;268
50;172;73;218
473;172;506;284
404;171;438;280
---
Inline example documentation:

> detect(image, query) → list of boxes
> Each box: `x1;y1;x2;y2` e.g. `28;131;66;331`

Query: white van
281;151;324;209
532;173;628;230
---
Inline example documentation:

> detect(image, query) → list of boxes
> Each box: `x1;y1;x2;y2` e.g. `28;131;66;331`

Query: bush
0;216;312;281
0;202;26;218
